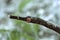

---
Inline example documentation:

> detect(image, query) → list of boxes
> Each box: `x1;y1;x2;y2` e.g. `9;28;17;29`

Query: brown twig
10;15;60;34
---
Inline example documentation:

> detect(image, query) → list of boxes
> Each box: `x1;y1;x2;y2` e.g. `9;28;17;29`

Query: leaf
10;30;21;40
18;0;32;12
13;19;24;27
23;23;33;33
33;24;39;32
24;33;34;40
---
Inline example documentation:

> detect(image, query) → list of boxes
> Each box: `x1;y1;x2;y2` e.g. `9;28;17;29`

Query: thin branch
9;15;60;34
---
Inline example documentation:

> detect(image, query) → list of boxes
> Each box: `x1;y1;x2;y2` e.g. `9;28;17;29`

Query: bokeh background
0;0;60;40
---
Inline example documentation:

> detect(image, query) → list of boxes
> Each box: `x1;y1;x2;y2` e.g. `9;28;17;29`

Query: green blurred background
0;0;60;40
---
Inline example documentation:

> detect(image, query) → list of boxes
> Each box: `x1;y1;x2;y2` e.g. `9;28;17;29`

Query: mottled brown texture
10;15;60;34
